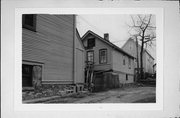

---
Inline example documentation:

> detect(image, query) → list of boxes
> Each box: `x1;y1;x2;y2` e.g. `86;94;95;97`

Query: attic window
87;38;95;48
22;14;36;31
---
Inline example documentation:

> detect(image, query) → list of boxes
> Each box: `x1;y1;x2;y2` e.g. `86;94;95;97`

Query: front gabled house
122;38;155;76
82;30;135;84
22;14;85;90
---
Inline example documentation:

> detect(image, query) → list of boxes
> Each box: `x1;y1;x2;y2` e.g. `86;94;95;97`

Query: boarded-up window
99;49;107;64
87;38;95;48
22;14;36;31
87;51;94;63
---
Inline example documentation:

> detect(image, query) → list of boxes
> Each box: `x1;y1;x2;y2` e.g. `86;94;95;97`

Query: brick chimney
104;33;109;41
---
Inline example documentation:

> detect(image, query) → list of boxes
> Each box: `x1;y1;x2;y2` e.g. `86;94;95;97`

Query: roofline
121;38;132;49
144;50;155;60
122;37;155;60
82;30;135;59
76;28;85;49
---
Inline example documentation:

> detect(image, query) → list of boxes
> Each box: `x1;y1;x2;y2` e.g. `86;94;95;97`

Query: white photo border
14;8;163;111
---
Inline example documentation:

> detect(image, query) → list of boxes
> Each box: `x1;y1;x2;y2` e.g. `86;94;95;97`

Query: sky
76;14;156;61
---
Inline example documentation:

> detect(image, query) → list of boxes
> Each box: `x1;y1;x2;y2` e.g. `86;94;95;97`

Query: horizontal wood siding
75;32;85;84
112;50;134;75
112;50;134;83
22;14;74;83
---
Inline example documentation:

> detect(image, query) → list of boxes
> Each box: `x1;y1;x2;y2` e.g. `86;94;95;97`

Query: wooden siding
112;50;134;83
112;50;134;75
22;14;75;83
75;32;85;84
122;39;154;74
83;34;113;71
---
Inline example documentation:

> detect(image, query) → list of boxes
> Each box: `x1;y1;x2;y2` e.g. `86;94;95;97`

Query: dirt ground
43;86;156;103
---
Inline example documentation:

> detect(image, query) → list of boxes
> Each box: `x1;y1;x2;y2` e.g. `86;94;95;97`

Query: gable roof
82;30;135;59
122;38;155;60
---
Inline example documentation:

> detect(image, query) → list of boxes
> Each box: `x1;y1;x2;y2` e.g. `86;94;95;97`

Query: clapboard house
122;38;155;76
22;14;85;90
82;30;135;84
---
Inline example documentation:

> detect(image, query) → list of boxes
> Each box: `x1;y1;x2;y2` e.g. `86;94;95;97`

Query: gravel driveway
44;87;156;103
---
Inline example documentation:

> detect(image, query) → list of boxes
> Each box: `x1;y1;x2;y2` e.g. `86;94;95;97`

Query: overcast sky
76;14;156;61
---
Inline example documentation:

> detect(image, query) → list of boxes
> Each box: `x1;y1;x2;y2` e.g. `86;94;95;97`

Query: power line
77;16;128;45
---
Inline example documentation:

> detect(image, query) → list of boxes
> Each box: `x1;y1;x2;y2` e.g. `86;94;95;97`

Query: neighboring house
122;38;155;75
82;30;135;84
22;14;85;90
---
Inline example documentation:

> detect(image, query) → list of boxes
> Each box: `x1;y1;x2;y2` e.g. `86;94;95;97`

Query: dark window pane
24;15;34;27
22;14;36;31
87;38;95;48
22;64;33;87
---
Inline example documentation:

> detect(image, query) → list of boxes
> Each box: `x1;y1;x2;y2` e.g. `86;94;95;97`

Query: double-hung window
87;38;95;49
99;49;107;64
87;51;94;63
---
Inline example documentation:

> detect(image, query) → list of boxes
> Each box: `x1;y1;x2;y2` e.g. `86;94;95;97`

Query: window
22;64;33;87
22;63;43;88
87;38;95;48
128;58;131;69
123;55;125;65
99;49;107;64
22;14;36;31
87;51;94;62
126;74;128;81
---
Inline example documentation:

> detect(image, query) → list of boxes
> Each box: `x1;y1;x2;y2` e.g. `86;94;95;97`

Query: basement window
22;14;36;31
22;63;43;89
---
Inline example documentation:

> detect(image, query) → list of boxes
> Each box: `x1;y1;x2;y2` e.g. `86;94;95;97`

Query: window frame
128;58;131;69
87;50;94;63
87;38;95;49
22;60;44;90
99;49;107;64
126;74;128;81
22;14;37;31
123;55;125;65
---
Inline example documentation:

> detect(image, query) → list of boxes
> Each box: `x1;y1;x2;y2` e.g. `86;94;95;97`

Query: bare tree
128;14;156;80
